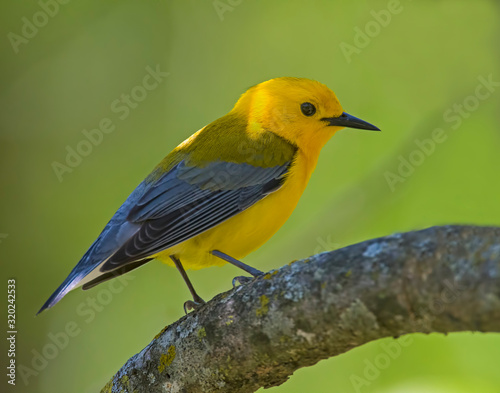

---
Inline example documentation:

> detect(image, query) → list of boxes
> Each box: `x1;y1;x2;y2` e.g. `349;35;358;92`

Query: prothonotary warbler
38;77;379;314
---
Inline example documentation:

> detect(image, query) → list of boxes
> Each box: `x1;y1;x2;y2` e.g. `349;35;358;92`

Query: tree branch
101;225;500;393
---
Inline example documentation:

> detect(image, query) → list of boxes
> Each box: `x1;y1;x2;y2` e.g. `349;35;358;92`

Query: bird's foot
232;275;260;287
183;296;206;314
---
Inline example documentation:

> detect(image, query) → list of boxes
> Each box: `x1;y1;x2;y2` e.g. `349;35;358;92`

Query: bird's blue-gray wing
101;159;290;271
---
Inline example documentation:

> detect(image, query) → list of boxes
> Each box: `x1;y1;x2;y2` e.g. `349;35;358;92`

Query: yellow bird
38;77;379;314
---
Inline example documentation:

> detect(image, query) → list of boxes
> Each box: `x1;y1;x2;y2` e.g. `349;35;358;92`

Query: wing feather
102;160;291;271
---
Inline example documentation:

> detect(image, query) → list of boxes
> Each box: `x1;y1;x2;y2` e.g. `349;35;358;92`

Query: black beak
322;112;380;131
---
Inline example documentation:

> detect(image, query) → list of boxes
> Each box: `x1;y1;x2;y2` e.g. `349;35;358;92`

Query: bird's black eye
301;102;316;117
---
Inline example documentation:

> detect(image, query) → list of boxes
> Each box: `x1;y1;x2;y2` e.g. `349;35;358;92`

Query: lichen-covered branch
102;225;500;393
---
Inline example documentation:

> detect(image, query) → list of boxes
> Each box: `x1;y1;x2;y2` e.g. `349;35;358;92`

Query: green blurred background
1;1;500;392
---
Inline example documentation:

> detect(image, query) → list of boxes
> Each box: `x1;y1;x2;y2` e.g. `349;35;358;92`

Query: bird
38;77;379;314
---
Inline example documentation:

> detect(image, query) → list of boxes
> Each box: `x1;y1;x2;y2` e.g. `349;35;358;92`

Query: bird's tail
36;241;103;315
37;194;144;315
36;270;83;315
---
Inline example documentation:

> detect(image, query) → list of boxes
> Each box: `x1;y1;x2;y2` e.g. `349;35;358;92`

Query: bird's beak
322;112;380;131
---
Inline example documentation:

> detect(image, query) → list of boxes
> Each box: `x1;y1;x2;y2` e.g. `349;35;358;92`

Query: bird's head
232;77;379;155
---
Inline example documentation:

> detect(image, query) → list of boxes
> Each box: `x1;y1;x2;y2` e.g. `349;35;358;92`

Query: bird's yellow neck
295;145;321;182
232;81;339;163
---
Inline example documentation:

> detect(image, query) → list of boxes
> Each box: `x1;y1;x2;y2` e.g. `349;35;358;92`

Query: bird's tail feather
36;241;106;315
37;201;143;315
36;267;87;315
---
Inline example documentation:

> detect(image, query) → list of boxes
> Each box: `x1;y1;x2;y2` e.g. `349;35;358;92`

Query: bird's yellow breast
154;149;318;269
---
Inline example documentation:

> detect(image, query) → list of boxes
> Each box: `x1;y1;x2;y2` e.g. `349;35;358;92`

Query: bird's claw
232;275;254;287
183;297;206;314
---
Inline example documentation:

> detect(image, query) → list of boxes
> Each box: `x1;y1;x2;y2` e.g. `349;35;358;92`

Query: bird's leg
211;250;264;287
170;255;205;313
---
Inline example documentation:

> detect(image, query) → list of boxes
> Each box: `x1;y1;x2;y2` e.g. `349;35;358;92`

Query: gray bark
101;225;500;393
